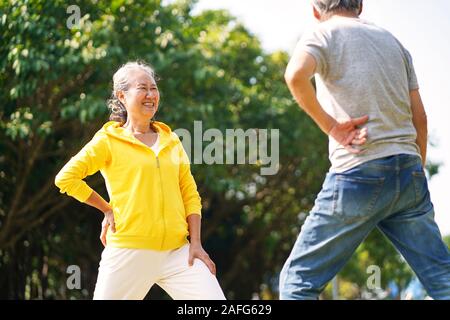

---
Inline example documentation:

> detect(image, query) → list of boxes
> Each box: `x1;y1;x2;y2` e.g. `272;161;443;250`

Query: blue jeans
279;154;450;300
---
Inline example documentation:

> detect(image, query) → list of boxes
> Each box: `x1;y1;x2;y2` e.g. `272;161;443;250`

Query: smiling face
117;69;160;121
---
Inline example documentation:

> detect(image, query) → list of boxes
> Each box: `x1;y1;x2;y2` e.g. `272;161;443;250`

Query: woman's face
118;70;160;120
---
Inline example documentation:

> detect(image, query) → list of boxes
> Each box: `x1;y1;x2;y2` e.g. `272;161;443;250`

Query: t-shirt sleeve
402;47;419;91
296;27;329;76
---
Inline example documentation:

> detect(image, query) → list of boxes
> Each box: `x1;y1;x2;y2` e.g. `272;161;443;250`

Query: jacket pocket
332;175;385;219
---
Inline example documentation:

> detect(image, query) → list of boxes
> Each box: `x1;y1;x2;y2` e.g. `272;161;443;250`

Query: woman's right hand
100;209;116;247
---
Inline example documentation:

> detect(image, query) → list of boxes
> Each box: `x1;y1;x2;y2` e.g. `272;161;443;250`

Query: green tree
444;235;450;247
0;0;329;299
0;0;434;300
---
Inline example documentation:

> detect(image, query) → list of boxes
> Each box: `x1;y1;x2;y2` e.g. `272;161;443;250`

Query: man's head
312;0;363;21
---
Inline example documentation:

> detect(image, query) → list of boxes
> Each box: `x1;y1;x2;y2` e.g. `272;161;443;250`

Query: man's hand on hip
328;115;369;154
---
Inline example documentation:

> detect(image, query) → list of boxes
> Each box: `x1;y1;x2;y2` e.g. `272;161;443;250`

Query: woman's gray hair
312;0;362;14
107;61;156;124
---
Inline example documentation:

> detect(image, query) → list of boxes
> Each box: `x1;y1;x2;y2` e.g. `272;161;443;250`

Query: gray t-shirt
298;16;420;172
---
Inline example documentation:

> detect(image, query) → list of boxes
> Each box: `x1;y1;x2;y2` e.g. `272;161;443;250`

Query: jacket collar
100;120;177;151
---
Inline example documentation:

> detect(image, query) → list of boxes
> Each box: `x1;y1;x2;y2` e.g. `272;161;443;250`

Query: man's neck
321;10;359;22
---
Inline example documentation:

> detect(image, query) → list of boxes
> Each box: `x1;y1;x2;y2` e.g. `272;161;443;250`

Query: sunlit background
2;0;448;300
195;0;450;236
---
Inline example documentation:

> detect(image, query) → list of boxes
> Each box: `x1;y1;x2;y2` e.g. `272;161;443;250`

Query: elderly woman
55;61;225;300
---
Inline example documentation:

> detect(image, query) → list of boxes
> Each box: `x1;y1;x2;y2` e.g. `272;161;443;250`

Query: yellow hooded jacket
55;121;201;251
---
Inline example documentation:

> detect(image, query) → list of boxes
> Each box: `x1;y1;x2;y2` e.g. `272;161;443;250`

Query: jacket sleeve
54;132;111;203
177;140;202;217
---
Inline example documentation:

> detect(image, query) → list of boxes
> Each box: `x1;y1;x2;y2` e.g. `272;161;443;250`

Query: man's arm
410;89;428;166
284;49;368;153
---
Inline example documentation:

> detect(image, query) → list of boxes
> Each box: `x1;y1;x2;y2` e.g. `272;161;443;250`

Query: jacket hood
99;120;178;149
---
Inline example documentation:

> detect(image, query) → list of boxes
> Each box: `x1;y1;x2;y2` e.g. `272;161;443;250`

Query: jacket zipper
130;134;170;250
156;155;166;250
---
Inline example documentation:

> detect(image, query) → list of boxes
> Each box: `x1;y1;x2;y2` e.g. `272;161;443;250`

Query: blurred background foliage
0;0;445;299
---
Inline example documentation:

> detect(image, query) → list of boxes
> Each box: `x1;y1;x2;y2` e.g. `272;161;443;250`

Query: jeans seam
414;176;419;205
367;180;385;215
387;160;401;216
412;172;427;210
332;176;338;214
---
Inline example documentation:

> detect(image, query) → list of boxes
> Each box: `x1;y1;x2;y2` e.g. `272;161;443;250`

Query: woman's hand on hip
188;242;216;275
100;209;116;247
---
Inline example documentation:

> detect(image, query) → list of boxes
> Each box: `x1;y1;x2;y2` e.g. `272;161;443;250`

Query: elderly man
279;0;450;300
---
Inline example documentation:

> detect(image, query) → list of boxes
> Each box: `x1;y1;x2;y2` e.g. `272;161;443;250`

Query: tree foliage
0;0;434;299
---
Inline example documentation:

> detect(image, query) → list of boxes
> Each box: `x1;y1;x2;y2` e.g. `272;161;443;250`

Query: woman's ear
117;90;126;106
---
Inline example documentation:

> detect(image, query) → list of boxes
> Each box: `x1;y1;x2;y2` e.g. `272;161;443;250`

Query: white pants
93;244;226;300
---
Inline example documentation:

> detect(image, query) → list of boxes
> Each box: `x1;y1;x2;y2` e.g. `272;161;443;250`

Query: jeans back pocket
333;175;385;219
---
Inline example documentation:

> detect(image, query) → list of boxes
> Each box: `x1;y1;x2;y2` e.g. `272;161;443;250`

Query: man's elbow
422;114;428;131
420;111;428;124
415;111;428;127
413;113;428;136
284;68;295;85
284;68;306;88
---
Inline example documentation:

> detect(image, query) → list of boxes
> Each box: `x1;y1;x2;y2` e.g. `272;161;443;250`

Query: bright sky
195;0;450;236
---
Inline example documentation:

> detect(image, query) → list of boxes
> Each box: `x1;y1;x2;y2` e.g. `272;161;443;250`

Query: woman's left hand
188;242;216;275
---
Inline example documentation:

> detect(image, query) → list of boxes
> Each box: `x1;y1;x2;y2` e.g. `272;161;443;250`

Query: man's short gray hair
312;0;362;14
